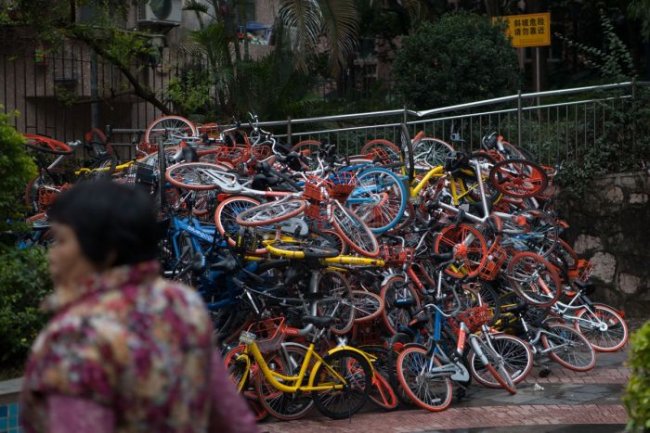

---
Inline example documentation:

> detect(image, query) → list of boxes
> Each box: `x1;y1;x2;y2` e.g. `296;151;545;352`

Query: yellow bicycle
227;316;373;420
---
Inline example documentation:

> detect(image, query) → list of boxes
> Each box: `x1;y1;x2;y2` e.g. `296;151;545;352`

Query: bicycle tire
348;167;408;234
573;303;628;352
254;343;314;420
214;195;265;254
489;159;549;199
144;115;198;148
413;137;455;171
235;199;308;227
165;162;231;191
311;349;372;420
351;290;385;323
467;333;532;390
396;346;454;412
369;369;399;410
360;139;401;164
506;252;561;307
380;275;421;335
542;323;596;371
24;133;73;155
331;201;380;257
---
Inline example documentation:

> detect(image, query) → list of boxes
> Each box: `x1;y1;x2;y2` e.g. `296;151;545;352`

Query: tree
278;0;360;75
392;11;520;109
0;0;172;114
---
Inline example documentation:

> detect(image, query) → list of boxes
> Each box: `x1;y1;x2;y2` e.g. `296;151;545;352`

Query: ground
261;348;631;433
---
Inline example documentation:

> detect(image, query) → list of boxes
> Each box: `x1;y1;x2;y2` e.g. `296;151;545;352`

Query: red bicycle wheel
235;199;307;227
506;252;561;307
396;346;453;412
24;134;73;155
165;162;232;191
489;159;549;198
433;223;488;279
214;195;265;254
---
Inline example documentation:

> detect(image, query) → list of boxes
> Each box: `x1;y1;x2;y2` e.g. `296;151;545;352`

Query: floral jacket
20;261;216;433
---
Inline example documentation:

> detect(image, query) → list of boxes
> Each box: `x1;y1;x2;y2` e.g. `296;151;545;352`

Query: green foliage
555;10;636;82
548;12;649;197
392;11;520;110
628;0;650;42
0;246;51;370
167;68;213;117
624;321;650;432
0;108;36;233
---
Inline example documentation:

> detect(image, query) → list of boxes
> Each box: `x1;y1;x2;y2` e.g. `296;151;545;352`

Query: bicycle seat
210;255;238;272
302;315;334;328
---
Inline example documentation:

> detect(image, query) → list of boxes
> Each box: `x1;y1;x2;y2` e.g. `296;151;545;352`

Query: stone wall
559;171;650;316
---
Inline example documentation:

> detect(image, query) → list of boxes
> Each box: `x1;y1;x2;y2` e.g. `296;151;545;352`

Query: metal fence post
287;116;292;145
517;89;522;146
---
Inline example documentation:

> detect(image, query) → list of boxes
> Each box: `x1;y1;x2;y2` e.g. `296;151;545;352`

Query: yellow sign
496;12;551;48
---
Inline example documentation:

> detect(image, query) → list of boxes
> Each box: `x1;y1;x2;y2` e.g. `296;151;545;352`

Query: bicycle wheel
542;323;596;371
331;201;380;257
214;196;265;253
351;290;385;323
433;223;488;279
506;252;561;307
573;303;628;352
223;345;269;422
254;343;314;420
413;137;455;171
291;140;321;171
24;134;73;155
396;346;454;412
144;115;198;148
311;349;372;420
348;167;408;234
489;159;548;199
165;162;231;191
467;333;532;389
236;199;308;227
360;345;404;408
317;270;355;335
380;275;421;335
360;139;401;164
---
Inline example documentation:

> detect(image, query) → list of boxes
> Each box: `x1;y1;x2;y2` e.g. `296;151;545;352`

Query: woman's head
47;181;159;283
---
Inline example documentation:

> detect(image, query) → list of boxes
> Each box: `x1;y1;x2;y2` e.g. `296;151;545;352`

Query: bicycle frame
238;341;349;393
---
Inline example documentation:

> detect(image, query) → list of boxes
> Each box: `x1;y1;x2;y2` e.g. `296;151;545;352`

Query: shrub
0;246;51;370
0;107;36;233
393;11;520;110
0;108;51;372
625;321;650;432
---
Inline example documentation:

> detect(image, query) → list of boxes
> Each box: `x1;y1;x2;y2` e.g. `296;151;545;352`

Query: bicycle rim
542;324;596;371
332;201;379;257
574;304;628;352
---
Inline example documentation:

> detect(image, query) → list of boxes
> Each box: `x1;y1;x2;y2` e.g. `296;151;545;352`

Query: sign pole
536;47;541;106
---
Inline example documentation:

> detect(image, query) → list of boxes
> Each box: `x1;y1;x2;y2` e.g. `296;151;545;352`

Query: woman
20;181;259;433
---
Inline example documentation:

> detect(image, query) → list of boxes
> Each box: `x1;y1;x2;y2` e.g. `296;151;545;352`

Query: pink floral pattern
20;261;214;433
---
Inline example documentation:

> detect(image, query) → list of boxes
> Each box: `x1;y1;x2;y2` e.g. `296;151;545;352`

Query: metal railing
107;80;646;165
244;80;646;165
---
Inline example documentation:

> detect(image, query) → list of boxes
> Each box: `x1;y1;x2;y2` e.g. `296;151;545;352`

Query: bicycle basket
134;162;156;185
448;305;493;334
303;176;329;202
478;245;508;281
328;172;357;202
245;317;287;353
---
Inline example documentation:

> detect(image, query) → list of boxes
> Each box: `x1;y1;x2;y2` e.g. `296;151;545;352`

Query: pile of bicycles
20;114;629;421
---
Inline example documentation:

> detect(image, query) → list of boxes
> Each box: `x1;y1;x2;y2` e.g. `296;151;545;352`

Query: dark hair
48;180;159;267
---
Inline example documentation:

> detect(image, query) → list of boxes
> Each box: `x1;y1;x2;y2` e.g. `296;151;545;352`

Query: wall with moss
560;171;650;316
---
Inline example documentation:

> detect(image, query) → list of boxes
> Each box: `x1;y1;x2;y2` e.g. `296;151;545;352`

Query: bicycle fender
306;346;376;387
233;352;251;392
